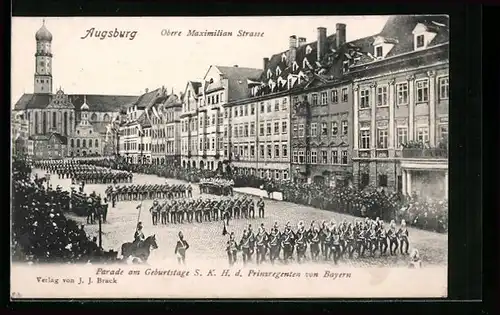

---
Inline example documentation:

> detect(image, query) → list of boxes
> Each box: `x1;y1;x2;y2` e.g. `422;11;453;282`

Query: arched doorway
200;160;205;169
192;161;196;168
217;161;223;172
183;160;186;168
313;175;325;186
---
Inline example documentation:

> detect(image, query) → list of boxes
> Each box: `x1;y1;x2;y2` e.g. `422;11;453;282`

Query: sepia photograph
11;15;449;299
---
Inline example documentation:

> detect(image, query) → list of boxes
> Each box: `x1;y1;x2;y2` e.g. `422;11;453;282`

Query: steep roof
261;33;337;82
215;66;263;102
353;15;449;65
189;81;202;95
13;94;52;110
14;93;138;112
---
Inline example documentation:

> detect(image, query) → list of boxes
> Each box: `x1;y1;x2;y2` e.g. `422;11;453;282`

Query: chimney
288;35;297;65
298;37;307;47
233;65;238;67
336;23;346;48
317;27;327;62
145;88;149;93
263;57;270;70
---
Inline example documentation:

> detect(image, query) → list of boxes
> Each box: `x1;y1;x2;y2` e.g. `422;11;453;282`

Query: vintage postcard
11;15;449;299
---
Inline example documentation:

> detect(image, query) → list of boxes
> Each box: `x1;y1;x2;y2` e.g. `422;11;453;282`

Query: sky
11;16;389;107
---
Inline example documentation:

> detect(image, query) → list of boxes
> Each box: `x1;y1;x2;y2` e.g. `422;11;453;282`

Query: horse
121;235;158;263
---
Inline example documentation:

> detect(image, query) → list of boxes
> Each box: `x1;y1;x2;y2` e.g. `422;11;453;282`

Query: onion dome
81;96;89;111
35;20;53;41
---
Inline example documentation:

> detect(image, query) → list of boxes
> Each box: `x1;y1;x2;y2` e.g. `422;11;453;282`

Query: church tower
34;19;53;94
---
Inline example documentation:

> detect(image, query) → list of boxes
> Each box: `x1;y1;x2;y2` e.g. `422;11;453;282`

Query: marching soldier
387;220;399;256
239;229;252;265
174;231;189;265
268;222;281;264
255;225;268;265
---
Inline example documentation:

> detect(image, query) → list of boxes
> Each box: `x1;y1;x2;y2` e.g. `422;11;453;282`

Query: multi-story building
351;15;449;200
180;81;202;168
118;87;168;163
183;65;262;171
163;93;182;165
224;89;291;180
27;133;68;160
13;21;138;159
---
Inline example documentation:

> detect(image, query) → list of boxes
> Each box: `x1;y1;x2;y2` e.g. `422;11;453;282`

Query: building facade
163;94;182;165
181;65;262;171
180;81;202;168
225;92;291;180
351;15;449;200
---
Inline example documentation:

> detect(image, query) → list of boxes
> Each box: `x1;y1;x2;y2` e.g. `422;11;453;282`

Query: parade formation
12;157;446;268
225;218;410;266
146;196;265;225
35;160;133;184
106;183;192;202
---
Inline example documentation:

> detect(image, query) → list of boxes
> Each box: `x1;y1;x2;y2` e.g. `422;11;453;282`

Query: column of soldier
147;195;266;226
34;160;133;184
224;217;411;266
105;183;193;202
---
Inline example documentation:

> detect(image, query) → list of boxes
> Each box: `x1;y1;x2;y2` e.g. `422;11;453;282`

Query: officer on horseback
134;222;145;250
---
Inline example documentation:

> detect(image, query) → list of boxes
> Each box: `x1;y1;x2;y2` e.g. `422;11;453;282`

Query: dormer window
375;46;383;58
276;67;281;76
342;61;349;74
281;53;287;62
412;23;438;51
267;69;272;79
292;61;299;72
305;45;313;55
416;35;425;48
303;58;312;69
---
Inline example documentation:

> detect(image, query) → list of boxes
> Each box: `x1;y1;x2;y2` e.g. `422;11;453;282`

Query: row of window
359;76;449;109
70;138;99;148
226;142;289;160
181;137;225;153
205;91;224;106
358;124;448;149
236;167;289;181
221;98;288;120
292;150;349;165
295;88;350;107
292;121;348;138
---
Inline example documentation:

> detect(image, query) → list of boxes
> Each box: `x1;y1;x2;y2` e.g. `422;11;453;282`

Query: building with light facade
180;81;202;168
181;65;262;171
350;15;449;200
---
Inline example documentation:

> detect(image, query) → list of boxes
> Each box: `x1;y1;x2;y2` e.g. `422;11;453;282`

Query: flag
145;108;151;123
247;78;262;86
151;106;161;120
136;203;142;210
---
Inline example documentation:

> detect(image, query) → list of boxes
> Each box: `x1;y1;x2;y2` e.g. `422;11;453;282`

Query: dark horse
121;235;158;263
263;182;276;199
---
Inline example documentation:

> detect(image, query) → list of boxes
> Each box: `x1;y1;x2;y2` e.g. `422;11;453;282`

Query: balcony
402;148;448;159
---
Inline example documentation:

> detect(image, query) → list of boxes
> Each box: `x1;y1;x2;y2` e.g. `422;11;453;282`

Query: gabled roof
132;88;162;109
189;81;202;95
214;66;263;102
